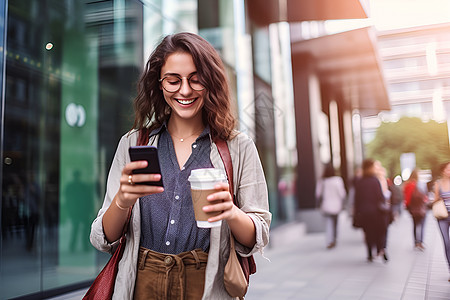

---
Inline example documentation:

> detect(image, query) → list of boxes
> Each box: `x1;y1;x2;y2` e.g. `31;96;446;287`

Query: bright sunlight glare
325;0;450;35
370;0;450;31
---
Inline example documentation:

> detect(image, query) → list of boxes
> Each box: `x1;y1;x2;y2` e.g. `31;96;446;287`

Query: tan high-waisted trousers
133;246;208;300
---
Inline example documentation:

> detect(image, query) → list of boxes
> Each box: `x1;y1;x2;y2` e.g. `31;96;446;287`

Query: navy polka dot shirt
139;124;213;254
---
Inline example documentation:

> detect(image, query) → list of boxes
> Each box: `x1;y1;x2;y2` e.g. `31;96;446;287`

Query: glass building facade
1;0;143;298
0;0;296;298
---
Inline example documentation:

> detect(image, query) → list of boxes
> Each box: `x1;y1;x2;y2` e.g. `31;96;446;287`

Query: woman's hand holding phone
115;160;164;210
114;146;165;210
104;159;164;243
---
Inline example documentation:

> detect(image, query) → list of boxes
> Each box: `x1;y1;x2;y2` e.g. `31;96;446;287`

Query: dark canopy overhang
247;0;367;26
291;27;390;114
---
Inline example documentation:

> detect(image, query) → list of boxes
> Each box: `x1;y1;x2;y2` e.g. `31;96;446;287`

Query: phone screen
128;146;164;187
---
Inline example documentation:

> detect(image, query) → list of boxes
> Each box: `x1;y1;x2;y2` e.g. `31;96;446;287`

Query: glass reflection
1;0;141;298
1;0;202;297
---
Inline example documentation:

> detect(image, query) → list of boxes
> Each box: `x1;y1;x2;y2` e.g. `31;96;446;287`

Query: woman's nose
178;77;192;95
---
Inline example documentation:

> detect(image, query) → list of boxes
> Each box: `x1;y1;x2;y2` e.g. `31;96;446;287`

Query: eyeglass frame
158;74;206;93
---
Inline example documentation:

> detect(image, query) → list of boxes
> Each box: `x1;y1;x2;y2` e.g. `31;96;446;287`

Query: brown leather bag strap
215;138;257;281
214;138;235;202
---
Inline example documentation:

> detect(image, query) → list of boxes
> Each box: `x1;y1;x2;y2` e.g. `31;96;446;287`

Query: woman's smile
175;97;198;106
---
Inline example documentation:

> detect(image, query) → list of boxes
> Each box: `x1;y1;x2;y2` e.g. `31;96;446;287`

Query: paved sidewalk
245;211;450;300
49;210;450;300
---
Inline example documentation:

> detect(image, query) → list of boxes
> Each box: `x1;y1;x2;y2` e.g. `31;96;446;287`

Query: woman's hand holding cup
203;182;237;223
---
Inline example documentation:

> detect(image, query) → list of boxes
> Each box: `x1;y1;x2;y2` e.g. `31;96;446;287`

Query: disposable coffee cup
188;168;226;228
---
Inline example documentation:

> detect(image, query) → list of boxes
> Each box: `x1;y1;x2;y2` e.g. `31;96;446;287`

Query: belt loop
190;249;201;269
138;248;150;270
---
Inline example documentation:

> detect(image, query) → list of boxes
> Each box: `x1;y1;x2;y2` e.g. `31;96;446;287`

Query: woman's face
160;52;205;122
374;161;383;177
442;163;450;178
367;165;376;176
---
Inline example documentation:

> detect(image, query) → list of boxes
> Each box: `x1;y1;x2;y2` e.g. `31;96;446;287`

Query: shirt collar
148;121;168;139
198;125;211;140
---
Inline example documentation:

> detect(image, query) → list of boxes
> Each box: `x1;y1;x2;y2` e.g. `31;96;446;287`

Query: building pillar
291;53;322;209
338;97;356;189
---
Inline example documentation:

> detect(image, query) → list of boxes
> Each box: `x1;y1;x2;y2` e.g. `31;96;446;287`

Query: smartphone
128;146;164;187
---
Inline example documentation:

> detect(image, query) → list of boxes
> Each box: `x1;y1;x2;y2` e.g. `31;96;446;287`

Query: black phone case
128;146;164;187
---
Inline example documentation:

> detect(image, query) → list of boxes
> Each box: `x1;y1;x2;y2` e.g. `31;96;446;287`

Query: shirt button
182;166;185;170
166;241;170;246
170;220;175;224
175;195;180;200
193;144;197;149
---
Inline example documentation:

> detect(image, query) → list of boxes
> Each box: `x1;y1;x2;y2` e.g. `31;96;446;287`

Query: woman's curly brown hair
132;32;236;145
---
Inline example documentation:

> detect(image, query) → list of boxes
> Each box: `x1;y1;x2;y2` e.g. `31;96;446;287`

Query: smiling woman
88;32;271;300
133;33;236;146
160;52;206;130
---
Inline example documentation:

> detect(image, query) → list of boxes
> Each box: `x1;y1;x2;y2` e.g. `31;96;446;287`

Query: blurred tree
366;117;450;178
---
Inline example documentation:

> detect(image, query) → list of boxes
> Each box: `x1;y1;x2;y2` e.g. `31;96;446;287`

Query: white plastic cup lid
188;168;226;183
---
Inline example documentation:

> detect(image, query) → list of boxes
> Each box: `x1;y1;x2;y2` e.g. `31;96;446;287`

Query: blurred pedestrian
354;158;389;262
375;162;392;253
432;161;450;280
403;168;428;251
316;163;346;249
388;176;403;221
348;166;362;220
88;32;271;299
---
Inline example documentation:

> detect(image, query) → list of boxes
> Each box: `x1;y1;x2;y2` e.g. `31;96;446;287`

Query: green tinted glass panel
1;0;140;297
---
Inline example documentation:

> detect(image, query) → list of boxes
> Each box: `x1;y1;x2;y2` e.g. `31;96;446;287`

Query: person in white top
316;164;347;249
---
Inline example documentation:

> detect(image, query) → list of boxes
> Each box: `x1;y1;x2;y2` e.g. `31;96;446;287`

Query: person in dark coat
354;158;390;262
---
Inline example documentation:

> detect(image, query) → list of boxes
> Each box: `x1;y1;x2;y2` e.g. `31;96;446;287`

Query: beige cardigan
90;130;271;299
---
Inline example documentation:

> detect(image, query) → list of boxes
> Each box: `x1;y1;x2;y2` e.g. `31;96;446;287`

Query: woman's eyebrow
161;71;197;77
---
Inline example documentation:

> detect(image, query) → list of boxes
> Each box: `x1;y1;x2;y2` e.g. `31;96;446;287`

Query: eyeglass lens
161;75;204;92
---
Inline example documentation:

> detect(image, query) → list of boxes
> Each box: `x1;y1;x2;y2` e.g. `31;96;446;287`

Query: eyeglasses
159;74;205;93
